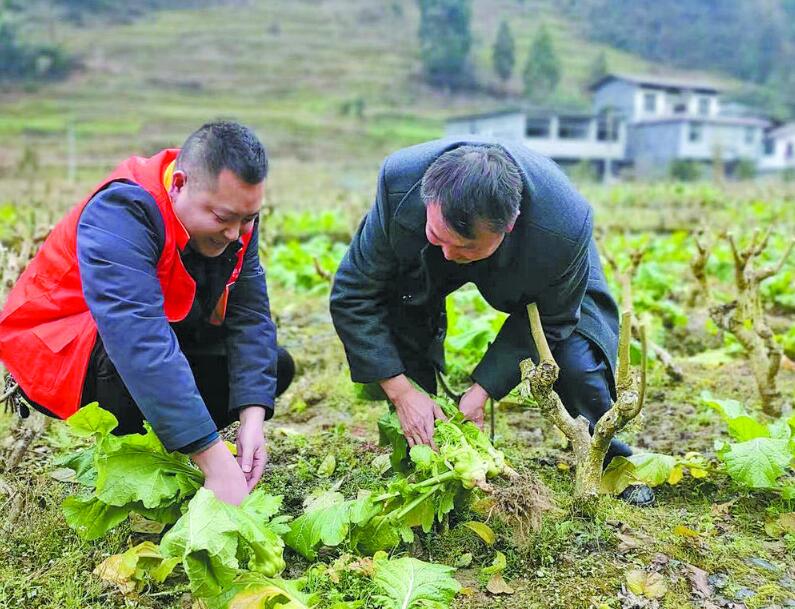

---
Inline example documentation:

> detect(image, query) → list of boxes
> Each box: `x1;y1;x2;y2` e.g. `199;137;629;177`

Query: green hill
0;0;735;208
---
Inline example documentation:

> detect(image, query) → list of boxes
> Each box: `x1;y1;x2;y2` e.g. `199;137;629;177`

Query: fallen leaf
764;513;795;538
486;574;514;595
686;565;713;599
673;525;701;538
50;468;77;482
462;521;496;545
454;553;473;568
317;454;336;477
626;570;667;599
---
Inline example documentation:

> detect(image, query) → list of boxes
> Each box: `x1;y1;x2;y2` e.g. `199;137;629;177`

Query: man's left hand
236;406;268;491
459;384;489;429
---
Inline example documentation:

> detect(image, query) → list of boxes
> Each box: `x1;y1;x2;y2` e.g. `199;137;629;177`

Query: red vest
0;149;252;418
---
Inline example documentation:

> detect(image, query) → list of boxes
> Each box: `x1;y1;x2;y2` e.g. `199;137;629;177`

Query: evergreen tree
417;0;473;89
492;19;515;84
522;25;561;101
587;50;608;86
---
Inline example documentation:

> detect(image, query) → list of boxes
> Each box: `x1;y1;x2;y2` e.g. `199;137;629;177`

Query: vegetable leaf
95;425;203;509
718;438;792;488
160;488;286;598
372;554;460;609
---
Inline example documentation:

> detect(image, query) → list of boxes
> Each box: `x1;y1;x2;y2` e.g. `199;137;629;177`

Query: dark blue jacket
77;181;277;452
330;138;620;400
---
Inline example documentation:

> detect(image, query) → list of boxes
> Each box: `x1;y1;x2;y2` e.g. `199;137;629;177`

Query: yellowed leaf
462;521;496;545
557;462;570;471
667;465;684;485
673;525;701;538
224;440;237;455
689;466;708;479
626;570;667;599
486;573;514;595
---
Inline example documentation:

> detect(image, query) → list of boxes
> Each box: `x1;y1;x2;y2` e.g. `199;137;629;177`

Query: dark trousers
26;339;295;436
550;332;632;464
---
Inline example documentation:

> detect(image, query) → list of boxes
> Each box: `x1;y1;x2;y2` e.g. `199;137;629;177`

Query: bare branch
527;303;553;364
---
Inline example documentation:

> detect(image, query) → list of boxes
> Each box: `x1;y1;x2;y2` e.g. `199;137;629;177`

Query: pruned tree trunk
519;303;646;503
709;232;794;417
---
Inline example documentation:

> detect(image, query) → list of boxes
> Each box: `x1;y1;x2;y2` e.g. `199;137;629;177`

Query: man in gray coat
330;138;653;506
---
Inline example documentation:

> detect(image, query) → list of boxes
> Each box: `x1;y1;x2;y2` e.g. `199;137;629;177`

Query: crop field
0;0;794;607
0;178;793;609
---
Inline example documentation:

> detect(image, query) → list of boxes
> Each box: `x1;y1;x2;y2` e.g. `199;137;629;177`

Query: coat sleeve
77;182;219;452
223;218;278;416
470;211;592;400
330;163;406;384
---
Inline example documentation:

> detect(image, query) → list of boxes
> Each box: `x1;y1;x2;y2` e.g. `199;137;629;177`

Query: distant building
759;123;795;173
445;72;775;179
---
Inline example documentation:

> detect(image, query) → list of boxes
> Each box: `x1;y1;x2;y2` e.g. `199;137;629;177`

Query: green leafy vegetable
372;552;460;609
160;488;288;598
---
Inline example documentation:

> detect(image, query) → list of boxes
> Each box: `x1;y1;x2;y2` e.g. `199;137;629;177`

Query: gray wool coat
330;137;620;400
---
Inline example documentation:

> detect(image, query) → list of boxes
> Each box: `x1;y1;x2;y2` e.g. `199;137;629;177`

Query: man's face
170;168;264;257
425;202;511;264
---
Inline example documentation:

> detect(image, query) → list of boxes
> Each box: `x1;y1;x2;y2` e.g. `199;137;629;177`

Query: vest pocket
32;317;80;353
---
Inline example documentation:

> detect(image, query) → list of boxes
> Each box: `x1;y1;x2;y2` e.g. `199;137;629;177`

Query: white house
445;72;775;179
759;123;795;173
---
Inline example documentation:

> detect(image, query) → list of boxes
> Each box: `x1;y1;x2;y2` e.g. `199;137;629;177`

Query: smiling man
330;138;653;506
0;121;294;505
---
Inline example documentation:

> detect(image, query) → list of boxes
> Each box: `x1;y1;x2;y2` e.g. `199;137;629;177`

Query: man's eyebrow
214;206;259;219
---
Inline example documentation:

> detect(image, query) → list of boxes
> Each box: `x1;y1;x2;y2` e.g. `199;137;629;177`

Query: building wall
592;80;637;121
629;123;684;177
759;127;795;171
444;113;525;141
679;122;762;160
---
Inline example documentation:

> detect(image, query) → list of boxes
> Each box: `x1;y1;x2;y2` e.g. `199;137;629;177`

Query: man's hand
381;374;446;449
192;440;249;505
236;406;268;491
459;383;489;429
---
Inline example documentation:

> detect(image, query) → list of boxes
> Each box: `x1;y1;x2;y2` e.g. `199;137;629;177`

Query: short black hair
420;145;522;239
176;121;268;189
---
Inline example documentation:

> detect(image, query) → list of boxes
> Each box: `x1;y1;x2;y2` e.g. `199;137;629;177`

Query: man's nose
223;222;241;242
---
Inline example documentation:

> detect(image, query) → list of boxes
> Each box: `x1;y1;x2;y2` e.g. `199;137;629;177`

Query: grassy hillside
0;0;731;209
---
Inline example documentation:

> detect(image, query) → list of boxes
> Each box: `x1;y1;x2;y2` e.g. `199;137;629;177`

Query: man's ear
505;212;519;233
170;170;187;194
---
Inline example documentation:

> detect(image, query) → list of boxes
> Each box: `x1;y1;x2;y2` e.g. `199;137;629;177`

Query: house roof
446;108;524;123
768;122;795;138
590;73;725;94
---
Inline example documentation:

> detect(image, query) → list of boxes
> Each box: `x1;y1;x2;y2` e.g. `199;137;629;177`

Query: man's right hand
380;374;446;449
191;440;249;505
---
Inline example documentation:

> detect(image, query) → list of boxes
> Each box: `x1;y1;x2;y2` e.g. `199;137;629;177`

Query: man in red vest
0;121;293;505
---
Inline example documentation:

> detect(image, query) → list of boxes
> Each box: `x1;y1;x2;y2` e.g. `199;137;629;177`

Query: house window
787;142;794;160
763;138;775;156
597;114;619;141
744;127;756;145
526;118;550;138
643;92;657;113
558;118;590;140
689;122;703;143
698;97;711;116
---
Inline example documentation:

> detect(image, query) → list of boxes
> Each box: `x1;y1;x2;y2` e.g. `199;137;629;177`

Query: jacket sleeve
470;212;592;400
222;218;278;416
330;163;406;383
77;182;219;452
